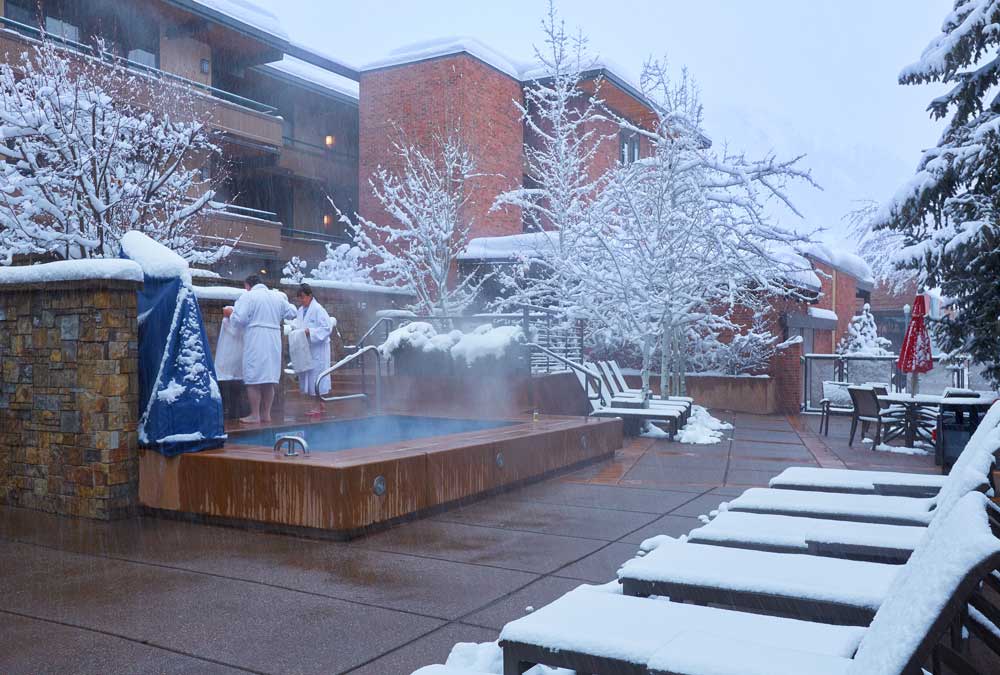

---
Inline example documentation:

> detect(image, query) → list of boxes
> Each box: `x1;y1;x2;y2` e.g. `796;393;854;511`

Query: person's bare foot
260;417;271;425
239;416;261;425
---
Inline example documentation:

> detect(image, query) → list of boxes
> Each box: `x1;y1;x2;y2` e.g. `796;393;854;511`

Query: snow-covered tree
837;303;892;355
696;308;801;376
310;241;373;285
874;0;1000;384
281;256;308;283
490;0;609;310
354;130;485;316
844;200;914;292
0;39;225;265
562;60;817;394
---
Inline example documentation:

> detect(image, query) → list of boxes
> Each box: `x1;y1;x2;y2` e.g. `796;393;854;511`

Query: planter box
685;375;777;415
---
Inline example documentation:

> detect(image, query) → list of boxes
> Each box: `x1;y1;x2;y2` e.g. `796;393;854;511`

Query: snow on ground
873;443;932;456
677;405;733;444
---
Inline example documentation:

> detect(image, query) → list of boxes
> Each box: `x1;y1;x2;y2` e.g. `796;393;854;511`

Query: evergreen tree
837;303;892;355
876;0;1000;384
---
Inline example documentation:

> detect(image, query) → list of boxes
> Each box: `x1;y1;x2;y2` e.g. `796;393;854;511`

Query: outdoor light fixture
323;214;333;227
324;134;336;148
200;58;210;75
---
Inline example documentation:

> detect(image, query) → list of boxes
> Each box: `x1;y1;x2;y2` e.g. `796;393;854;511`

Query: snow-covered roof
459;231;559;261
171;0;288;43
768;247;823;292
362;36;649;107
808;307;838;322
256;55;359;102
802;242;874;284
0;259;143;285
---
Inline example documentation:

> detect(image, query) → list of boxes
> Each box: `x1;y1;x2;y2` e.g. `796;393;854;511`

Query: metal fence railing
801;353;975;412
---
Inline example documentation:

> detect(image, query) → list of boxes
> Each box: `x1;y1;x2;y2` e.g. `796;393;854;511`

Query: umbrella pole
909;372;918;395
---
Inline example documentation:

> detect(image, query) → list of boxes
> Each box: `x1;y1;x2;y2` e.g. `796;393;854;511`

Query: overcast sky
253;0;950;246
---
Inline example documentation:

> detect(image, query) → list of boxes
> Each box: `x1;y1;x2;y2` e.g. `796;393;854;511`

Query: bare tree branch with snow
0;39;226;265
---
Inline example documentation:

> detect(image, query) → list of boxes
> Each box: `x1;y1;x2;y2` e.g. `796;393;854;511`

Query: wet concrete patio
0;412;966;674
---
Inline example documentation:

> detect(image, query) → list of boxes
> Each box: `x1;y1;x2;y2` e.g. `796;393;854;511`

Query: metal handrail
349;316;399;352
525;342;603;403
315;345;382;408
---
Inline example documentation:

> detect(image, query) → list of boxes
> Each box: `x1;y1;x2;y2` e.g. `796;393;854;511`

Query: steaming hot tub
228;415;517;453
139;413;623;538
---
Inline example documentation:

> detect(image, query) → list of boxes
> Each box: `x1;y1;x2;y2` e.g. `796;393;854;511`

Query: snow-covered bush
311;242;373;284
378;322;524;366
281;256;308;283
837;303;892;355
0;40;225;264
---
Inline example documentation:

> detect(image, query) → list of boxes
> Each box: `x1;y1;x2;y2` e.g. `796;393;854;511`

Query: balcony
277;136;358;183
0;18;283;149
200;205;283;254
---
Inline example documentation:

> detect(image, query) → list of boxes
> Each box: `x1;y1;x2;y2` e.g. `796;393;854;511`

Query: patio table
876;393;942;449
935;394;998;466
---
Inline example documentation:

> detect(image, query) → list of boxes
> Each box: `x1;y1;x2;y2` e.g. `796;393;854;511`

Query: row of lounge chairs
415;402;1000;675
578;361;693;438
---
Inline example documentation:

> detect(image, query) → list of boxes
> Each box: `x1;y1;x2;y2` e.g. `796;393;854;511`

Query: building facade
0;0;360;281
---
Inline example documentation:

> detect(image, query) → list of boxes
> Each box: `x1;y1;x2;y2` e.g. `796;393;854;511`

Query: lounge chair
587;363;691;425
499;492;1000;675
598;361;694;415
619;536;899;624
767;402;999;496
606;360;694;404
576;370;683;438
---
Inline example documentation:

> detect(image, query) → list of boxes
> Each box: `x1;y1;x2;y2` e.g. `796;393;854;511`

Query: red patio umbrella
897;294;933;393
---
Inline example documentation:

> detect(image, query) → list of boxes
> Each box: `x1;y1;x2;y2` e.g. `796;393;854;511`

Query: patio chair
499;492;1000;675
588;362;691;424
576;370;683;438
847;386;905;446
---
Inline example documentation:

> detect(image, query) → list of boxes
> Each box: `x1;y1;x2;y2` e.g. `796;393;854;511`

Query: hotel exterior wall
359;54;524;241
0;279;141;520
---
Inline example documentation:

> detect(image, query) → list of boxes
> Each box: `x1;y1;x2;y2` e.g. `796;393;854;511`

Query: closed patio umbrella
897;294;933;394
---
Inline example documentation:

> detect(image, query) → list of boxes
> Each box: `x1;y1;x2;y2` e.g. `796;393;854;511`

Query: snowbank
379;322;525;365
120;231;191;283
459;231;558;261
290;277;412;296
193;285;244;302
0;259;143;285
675;405;733;444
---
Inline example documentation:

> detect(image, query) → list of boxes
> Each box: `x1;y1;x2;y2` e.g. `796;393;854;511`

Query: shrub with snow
282;257;308;284
837;303;892;355
311;242;374;285
378;322;524;366
0;40;227;265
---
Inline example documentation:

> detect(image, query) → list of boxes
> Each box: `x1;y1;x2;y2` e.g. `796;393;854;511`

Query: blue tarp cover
121;244;225;456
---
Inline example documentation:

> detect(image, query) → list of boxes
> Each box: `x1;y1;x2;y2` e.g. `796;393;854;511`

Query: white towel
288;328;313;374
215;317;244;381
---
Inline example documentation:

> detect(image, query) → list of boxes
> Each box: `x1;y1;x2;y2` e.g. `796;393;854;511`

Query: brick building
0;0;360;281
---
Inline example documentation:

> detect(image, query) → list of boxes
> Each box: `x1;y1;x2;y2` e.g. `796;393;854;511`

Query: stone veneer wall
0;279;141;519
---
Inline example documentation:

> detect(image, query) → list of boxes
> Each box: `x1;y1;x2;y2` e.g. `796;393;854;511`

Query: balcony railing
0;16;279;116
280;226;353;245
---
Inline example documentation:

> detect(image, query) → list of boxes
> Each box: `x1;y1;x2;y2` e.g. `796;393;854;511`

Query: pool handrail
315;345;382;410
524;343;603;403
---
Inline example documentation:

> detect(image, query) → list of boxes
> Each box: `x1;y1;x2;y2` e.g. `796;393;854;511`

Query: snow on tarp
499;586;865;667
192;285;245;302
849;492;1000;675
257;55;359;100
617;538;898;611
0;259;143;285
120;232;224;457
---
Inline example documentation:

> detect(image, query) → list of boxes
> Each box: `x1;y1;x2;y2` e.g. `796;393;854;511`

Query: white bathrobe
296;299;335;396
229;284;296;385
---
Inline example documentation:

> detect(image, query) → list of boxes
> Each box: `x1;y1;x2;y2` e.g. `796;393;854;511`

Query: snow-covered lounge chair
767;401;1000;496
499;492;1000;675
588;364;691;425
596;361;693;421
411;667;492;675
606;360;694;405
576;370;683;438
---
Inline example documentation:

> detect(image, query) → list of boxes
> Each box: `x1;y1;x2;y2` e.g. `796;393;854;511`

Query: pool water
228;415;517;453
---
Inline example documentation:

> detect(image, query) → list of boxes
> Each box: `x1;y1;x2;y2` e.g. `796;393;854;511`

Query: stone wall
0;279;141;520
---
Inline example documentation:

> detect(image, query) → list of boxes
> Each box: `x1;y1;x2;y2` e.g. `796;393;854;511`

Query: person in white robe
294;283;335;414
224;275;296;424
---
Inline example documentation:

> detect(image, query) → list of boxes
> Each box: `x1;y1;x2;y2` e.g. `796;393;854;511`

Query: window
620;132;641;164
44;15;80;43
